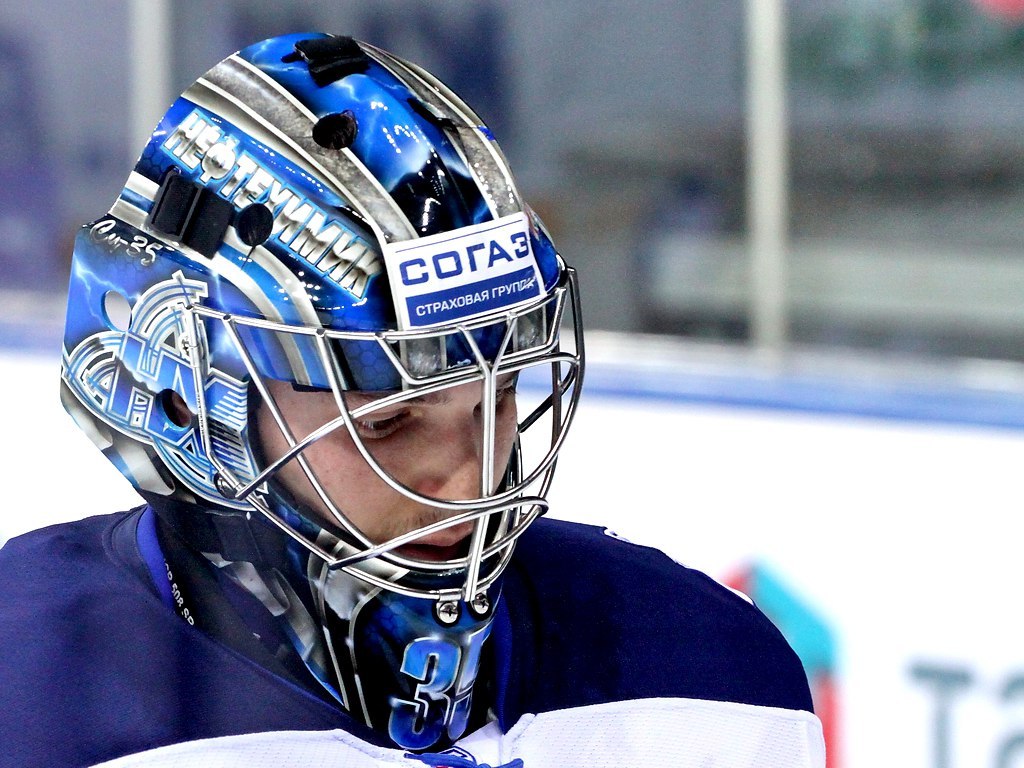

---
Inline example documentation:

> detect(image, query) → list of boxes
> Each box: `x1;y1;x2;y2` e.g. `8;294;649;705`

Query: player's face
255;375;519;561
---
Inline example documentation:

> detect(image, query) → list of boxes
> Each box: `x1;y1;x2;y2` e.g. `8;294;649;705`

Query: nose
417;454;483;501
412;385;501;501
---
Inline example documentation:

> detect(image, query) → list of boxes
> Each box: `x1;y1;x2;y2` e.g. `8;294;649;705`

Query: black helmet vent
289;36;370;86
235;203;274;248
312;111;358;150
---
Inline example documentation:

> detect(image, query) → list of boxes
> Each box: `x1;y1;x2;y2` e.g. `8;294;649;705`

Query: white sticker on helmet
382;212;543;329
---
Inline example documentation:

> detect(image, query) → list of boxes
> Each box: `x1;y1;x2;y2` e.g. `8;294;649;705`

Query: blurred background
3;1;1024;766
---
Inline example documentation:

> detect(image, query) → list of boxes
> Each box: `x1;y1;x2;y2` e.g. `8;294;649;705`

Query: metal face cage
178;268;584;606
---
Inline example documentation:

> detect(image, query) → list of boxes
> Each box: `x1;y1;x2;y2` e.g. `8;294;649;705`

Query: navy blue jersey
0;509;817;767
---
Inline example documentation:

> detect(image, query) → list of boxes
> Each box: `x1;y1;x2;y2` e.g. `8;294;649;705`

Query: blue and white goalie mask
61;34;583;611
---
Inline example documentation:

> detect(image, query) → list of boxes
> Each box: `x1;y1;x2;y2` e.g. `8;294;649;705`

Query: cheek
254;405;286;465
254;396;354;491
295;421;373;489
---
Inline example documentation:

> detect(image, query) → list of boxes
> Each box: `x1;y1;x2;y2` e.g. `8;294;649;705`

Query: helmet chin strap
148;496;286;567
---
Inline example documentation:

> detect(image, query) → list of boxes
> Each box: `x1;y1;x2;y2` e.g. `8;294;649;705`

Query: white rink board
3;348;1023;768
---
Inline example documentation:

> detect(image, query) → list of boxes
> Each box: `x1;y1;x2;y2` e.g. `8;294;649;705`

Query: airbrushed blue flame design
238;33;488;228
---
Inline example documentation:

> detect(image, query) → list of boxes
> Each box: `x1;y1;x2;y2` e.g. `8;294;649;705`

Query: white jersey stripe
91;697;825;767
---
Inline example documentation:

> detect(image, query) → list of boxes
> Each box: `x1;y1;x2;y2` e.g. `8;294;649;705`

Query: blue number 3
389;625;491;749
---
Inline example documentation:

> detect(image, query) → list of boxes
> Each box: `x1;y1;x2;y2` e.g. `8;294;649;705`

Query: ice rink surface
3;341;1024;768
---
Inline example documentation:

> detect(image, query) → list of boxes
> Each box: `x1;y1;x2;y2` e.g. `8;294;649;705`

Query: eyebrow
344;389;452;408
344;373;516;409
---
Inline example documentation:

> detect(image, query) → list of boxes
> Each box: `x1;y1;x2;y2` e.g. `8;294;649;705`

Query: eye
352;409;410;440
496;377;517;404
490;377;519;417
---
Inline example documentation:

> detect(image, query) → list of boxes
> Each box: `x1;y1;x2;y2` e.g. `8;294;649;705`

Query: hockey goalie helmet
61;33;583;607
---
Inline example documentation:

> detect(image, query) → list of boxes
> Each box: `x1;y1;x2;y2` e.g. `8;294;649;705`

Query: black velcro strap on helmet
155;504;284;566
292;36;369;86
148;171;233;258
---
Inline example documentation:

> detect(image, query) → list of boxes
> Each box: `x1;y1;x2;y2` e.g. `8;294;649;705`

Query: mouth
394;521;474;562
395;541;467;562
